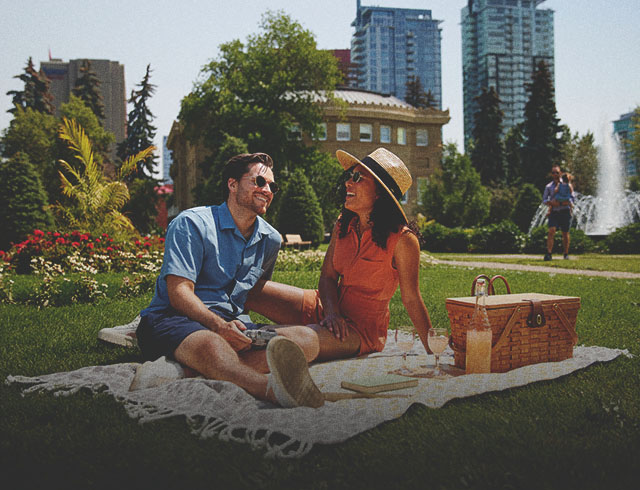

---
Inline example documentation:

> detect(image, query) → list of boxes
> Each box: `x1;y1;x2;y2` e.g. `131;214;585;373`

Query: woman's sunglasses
246;175;280;194
341;169;363;184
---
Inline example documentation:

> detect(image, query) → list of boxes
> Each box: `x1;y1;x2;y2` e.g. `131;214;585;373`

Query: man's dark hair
221;153;273;200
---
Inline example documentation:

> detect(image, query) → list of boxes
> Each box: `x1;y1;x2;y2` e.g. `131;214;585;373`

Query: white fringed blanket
5;333;629;458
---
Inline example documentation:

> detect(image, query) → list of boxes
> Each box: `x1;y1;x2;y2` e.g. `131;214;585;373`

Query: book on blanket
341;373;418;394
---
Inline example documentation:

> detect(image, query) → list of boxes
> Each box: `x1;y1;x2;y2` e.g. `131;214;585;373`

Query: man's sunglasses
341;169;363;184
247;175;280;194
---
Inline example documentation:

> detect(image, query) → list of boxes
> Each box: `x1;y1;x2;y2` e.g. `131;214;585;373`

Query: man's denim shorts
137;307;262;361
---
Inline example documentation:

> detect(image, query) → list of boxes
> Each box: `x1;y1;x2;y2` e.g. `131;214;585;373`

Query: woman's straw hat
336;147;412;222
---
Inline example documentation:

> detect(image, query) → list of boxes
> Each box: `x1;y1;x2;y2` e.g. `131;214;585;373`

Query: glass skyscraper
351;1;442;109
613;112;638;177
462;0;554;143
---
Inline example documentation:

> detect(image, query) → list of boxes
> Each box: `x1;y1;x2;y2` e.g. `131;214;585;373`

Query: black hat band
360;156;403;201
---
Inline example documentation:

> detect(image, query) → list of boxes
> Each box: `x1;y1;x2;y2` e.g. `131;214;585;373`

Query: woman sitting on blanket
247;147;434;360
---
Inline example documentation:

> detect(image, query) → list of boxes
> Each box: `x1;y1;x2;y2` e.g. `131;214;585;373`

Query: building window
416;129;429;147
289;123;301;141
337;123;351;141
380;125;391;143
313;122;327;141
397;127;407;145
417;177;428;205
359;123;373;142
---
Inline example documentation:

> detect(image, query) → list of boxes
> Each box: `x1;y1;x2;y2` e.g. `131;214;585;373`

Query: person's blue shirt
543;180;574;211
141;202;281;324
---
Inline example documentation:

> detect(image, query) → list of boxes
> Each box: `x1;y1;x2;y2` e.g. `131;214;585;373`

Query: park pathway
433;256;640;280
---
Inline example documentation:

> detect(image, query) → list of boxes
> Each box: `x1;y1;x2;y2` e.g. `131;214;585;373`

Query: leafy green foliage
604;223;640;254
51;118;154;238
275;169;324;245
178;11;342;178
562;130;598;195
521;60;563;189
419;221;471;253
512;183;543;232
471;86;506;185
0;107;59;204
628;106;640;167
405;76;429;108
72;59;105;120
419;143;490;227
487;186;516;224
524;225;595;254
471;220;524;253
6;57;54;115
504;123;524;183
0;154;53;251
121;178;160;235
117;64;158;178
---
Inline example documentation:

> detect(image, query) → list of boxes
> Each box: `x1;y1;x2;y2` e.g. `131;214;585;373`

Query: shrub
524;225;595;254
487;186;516;224
605;223;640;254
471;220;525;253
0;153;53;251
513;183;542;232
420;221;471;253
276;169;324;246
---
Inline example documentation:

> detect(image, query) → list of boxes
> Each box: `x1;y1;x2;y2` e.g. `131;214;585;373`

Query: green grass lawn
433;253;640;274
1;264;639;489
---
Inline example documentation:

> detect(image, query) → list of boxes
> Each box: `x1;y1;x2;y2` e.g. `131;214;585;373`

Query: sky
1;0;639;178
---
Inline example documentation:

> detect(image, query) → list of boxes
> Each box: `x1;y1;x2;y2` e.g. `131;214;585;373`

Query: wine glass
428;327;449;377
394;329;416;374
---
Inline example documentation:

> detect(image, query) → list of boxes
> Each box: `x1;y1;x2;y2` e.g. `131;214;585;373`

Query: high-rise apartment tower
351;1;443;109
461;0;554;143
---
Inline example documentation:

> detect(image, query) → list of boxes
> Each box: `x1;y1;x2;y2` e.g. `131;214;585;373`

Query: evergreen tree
628;106;640;169
471;86;506;185
0;153;53;251
117;64;158;178
424;89;437;109
521;60;563;189
72;59;105;121
512;183;542;232
405;76;428;108
6;57;54;115
419;143;490;227
276;169;324;245
504;124;524;183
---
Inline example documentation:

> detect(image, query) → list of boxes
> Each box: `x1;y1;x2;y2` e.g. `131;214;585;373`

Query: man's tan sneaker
266;336;324;408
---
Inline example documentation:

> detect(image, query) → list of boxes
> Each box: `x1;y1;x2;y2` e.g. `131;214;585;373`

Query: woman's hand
320;311;350;341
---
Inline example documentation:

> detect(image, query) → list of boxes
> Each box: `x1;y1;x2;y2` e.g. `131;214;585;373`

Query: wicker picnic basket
446;275;580;373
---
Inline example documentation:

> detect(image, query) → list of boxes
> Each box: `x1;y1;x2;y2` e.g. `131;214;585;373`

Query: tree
59;95;115;169
6;57;54;115
512;183;542;232
276;169;324;245
405;76;428;108
419;143;491;227
471;86;506;185
178;11;342;176
521;60;563;189
51;118;154;237
504;124;524;183
0;107;59;203
117;64;158;178
0;153;53;251
627;106;640;172
561;130;598;195
72;60;105;121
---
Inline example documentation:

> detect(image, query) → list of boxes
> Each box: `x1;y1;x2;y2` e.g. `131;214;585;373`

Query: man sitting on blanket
136;152;324;408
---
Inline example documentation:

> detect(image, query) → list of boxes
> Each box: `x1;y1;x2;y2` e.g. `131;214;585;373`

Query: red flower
33;229;45;237
159;238;165;243
135;240;141;246
71;242;80;247
106;246;113;252
80;234;89;241
56;237;65;245
144;242;151;248
45;241;53;247
87;243;94;249
95;238;101;243
53;232;60;237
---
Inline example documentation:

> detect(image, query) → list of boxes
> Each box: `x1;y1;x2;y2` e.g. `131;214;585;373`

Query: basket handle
489;275;511;295
471;274;492;296
553;303;579;345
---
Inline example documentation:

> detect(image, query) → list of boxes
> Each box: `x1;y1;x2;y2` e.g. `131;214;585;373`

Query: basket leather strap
491;305;522;355
553;303;579;345
525;299;546;327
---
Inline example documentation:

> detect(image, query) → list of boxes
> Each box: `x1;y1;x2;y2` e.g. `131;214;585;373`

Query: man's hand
214;319;252;352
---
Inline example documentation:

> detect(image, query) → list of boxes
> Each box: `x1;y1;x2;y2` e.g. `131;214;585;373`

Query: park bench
283;234;312;249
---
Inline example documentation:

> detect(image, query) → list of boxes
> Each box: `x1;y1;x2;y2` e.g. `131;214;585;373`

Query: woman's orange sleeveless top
332;220;408;354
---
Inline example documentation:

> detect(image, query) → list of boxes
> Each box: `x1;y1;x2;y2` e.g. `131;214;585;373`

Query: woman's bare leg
306;324;361;361
246;280;308;325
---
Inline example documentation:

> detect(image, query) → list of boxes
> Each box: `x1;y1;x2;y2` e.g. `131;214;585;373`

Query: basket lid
445;293;580;309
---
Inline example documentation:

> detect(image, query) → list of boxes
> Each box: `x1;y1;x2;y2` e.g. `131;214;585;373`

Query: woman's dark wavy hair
336;169;420;249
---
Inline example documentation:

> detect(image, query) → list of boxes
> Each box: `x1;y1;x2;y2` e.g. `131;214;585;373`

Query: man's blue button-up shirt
142;202;281;324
